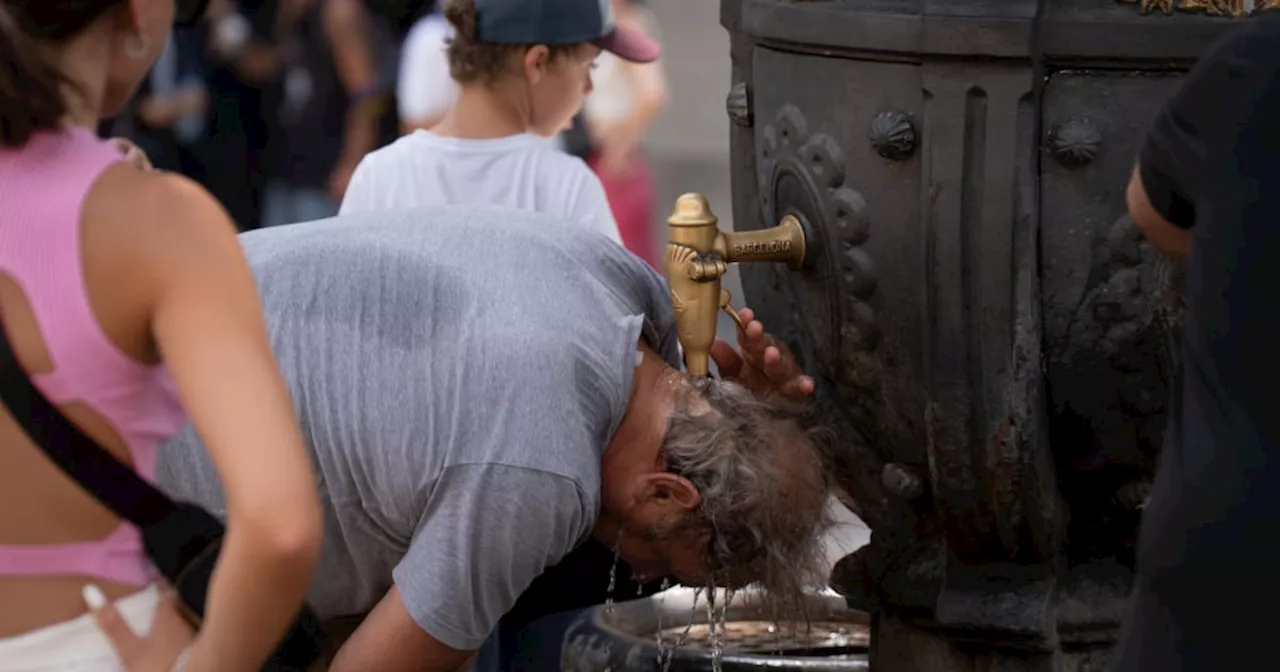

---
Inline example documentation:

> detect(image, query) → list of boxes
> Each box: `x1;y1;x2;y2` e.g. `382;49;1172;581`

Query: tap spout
720;215;806;269
664;193;810;376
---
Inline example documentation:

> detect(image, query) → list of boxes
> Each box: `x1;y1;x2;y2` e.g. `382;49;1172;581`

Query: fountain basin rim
576;587;870;670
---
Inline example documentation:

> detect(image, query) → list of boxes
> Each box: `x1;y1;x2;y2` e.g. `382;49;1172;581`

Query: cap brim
593;24;661;64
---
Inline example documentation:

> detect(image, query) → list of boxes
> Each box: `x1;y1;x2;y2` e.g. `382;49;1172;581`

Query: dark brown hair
442;0;591;85
0;1;123;147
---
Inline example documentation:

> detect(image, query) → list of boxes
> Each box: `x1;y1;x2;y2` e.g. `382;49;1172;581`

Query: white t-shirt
340;131;622;243
396;13;457;125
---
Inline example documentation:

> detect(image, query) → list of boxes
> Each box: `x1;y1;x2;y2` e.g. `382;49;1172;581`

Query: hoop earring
123;33;151;60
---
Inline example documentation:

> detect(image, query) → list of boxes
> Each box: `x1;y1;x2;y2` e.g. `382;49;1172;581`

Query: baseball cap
473;0;661;64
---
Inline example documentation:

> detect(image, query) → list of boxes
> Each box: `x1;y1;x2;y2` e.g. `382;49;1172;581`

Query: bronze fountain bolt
663;193;808;376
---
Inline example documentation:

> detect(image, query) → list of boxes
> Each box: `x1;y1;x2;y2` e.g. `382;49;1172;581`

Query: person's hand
111;137;154;172
709;307;815;399
84;584;197;671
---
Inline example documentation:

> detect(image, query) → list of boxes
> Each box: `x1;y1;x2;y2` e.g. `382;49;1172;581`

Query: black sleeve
1136;65;1212;231
1135;14;1280;231
1138;139;1197;231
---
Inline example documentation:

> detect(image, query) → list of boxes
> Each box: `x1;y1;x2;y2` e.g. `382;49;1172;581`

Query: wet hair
658;377;836;617
442;0;592;85
0;1;123;147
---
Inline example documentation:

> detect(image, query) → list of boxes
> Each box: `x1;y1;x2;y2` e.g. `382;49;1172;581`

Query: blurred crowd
101;0;667;262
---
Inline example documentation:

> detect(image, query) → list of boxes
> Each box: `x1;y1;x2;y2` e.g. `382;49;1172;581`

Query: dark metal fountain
563;0;1275;669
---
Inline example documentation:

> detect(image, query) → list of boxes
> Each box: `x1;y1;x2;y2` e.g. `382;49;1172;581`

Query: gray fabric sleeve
391;463;592;651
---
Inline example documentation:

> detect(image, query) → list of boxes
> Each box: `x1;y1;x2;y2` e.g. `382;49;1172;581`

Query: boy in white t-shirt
340;0;660;244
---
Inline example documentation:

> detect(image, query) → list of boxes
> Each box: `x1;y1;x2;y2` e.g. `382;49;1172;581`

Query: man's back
156;205;677;647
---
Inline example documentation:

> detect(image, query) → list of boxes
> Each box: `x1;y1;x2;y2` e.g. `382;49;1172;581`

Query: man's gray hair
660;376;835;615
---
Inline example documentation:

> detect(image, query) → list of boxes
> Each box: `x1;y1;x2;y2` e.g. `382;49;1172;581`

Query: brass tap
664;193;808;376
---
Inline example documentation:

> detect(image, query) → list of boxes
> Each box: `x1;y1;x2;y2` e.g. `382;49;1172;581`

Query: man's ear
642;473;701;512
522;45;551;84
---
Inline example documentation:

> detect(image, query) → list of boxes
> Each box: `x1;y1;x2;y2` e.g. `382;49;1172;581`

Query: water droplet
604;539;621;615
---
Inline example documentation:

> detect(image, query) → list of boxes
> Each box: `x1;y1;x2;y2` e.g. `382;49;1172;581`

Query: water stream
604;540;622;614
601;540;856;671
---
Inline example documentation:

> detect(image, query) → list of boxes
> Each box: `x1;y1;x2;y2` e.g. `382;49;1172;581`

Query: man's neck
595;344;679;541
432;85;528;139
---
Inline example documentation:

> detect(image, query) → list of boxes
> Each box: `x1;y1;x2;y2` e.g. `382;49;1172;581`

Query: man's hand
709;307;815;399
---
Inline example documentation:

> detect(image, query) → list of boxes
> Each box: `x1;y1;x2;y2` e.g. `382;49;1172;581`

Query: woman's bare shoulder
85;163;238;249
82;163;243;295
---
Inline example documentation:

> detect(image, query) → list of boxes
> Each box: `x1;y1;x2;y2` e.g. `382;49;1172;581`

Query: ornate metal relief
1052;213;1184;561
1049;117;1101;168
726;82;753;127
869;111;917;161
759;105;880;359
1058;215;1183;437
1117;0;1280;17
881;462;924;500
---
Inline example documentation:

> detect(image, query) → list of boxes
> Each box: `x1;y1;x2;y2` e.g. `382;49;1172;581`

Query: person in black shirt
262;0;394;228
203;0;282;230
1114;14;1280;671
117;26;210;177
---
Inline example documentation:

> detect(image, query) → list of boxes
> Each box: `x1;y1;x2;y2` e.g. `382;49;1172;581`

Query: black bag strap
0;324;177;527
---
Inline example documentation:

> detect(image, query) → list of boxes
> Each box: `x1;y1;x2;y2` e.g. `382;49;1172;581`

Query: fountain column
723;0;1255;669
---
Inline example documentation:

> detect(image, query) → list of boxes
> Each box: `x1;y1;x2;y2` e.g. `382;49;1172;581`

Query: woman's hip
0;584;159;671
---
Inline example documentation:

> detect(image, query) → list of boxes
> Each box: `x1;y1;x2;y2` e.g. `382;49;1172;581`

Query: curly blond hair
443;0;593;85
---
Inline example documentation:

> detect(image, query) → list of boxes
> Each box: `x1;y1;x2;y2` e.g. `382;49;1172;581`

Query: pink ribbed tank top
0;127;188;586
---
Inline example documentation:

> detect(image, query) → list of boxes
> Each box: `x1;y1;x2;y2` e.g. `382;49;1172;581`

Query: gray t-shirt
154;205;679;650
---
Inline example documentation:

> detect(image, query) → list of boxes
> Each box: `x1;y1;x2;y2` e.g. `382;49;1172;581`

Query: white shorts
0;584;159;672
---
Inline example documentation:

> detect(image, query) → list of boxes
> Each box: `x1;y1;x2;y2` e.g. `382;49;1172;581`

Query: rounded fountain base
561;588;870;671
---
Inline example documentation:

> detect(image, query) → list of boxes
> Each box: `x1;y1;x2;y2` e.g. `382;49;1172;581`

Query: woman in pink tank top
0;2;323;670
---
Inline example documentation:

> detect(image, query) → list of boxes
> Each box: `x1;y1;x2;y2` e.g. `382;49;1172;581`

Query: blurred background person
584;0;667;270
262;0;396;227
396;1;454;134
112;24;210;176
200;0;282;230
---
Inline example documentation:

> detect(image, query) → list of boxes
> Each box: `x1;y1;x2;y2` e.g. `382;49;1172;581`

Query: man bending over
154;205;833;671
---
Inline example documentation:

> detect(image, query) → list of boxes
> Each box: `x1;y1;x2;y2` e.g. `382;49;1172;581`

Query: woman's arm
138;173;323;669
